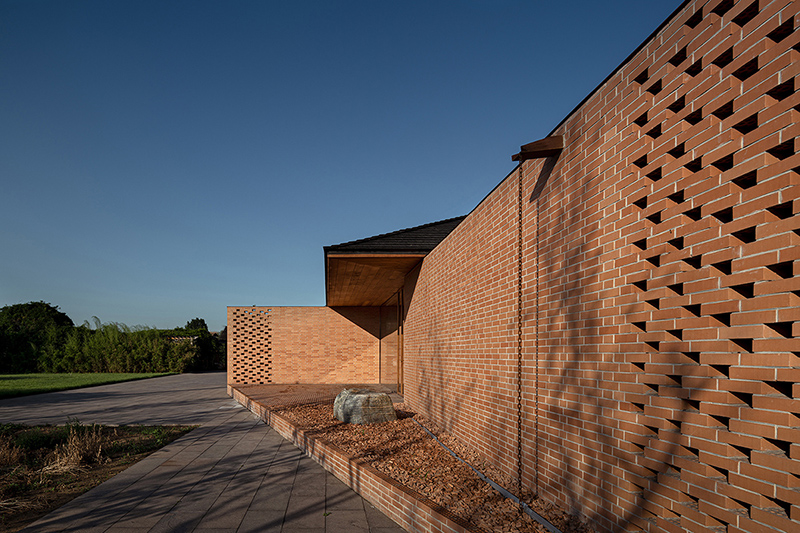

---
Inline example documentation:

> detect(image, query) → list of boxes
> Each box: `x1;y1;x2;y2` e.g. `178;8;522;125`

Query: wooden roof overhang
325;252;425;307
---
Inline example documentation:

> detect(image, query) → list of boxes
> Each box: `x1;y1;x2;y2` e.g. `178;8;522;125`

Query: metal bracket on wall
511;135;564;162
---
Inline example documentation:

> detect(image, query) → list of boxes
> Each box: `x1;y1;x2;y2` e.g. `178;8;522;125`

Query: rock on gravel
333;388;397;425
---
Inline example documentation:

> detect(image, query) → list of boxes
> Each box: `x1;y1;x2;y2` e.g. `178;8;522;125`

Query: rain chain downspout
517;161;525;499
511;134;564;507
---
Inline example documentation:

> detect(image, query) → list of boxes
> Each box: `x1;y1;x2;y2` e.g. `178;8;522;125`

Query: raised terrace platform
228;383;482;533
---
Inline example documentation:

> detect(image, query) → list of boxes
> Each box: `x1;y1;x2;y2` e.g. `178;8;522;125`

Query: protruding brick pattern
228;306;382;385
228;306;272;384
403;1;800;532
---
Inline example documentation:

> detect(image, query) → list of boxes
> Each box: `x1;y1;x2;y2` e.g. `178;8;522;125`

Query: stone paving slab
0;373;405;532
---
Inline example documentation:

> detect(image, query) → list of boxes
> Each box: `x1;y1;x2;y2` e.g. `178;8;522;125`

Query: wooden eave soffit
511;135;564;162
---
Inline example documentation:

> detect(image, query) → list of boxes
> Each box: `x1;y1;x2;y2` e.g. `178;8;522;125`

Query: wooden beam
511;135;564;162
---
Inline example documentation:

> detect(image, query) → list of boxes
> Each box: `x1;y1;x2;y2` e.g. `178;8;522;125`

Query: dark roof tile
325;216;466;254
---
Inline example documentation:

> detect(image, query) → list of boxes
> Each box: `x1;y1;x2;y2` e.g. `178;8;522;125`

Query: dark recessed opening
711;415;730;429
767;200;794;220
634;111;648;127
646;79;662;96
633;238;647;250
732;1;760;27
767;78;795;101
712;207;734;223
647;168;663;181
646;299;660;310
731;338;754;352
712;364;730;377
632;197;648;211
686;59;703;77
767;139;795;160
731;444;751;461
668;237;684;249
668;282;684;295
712;47;734;69
646;255;661;267
713;260;733;275
733;171;758;189
685;10;703;28
771;498;793;518
733;497;752;516
631;402;644;412
683;351;700;364
685;255;703;269
766;381;793;397
668;330;683;340
669;47;688;67
732;227;757;244
646;340;660;351
733;58;759;82
767;261;793;279
713;313;731;326
668;95;686;113
733;113;759;134
684;207;702;221
684;304;702;317
731;282;755;298
646;211;662;224
712;101;734;120
631;361;646;371
668;190;685;204
767;322;793;338
668;143;686;158
632;279;648;292
634;155;648;168
684;398;700;410
768;19;795;43
634;68;649;85
633;321;647;332
732;391;754;407
646;124;662;139
684;109;704;125
711;154;735;172
712;0;735;16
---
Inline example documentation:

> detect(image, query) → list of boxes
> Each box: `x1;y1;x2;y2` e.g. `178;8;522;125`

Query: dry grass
0;441;22;469
41;424;103;474
0;422;194;533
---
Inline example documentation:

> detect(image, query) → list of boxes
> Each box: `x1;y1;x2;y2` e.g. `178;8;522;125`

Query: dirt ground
274;401;595;533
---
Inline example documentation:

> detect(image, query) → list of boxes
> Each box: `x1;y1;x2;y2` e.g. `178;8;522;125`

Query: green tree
184;318;208;332
0;302;74;373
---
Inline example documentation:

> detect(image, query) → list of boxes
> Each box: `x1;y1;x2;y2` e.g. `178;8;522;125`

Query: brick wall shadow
330;306;381;338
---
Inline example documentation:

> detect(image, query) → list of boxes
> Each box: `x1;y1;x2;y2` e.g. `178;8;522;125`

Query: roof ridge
325;215;466;250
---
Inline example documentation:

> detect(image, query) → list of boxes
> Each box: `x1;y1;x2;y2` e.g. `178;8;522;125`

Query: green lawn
0;373;173;399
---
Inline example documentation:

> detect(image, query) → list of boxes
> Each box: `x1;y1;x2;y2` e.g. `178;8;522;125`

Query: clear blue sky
1;0;681;331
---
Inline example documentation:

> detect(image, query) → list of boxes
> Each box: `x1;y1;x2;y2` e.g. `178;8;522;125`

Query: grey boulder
333;389;397;425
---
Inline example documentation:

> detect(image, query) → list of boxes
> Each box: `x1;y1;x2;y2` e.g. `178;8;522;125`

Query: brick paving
0;373;405;532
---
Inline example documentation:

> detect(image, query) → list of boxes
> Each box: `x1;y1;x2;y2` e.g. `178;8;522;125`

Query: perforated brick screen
403;1;800;531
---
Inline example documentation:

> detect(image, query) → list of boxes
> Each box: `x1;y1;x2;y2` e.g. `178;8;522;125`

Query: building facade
230;1;800;531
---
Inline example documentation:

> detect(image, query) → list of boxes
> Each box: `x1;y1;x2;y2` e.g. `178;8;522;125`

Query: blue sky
1;0;681;331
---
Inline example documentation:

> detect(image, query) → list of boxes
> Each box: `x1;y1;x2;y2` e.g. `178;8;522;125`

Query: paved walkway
0;373;405;532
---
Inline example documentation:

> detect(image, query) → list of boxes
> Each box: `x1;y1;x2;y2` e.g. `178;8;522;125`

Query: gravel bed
273;402;595;533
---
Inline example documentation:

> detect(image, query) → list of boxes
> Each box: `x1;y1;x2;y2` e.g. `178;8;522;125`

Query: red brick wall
228;306;381;384
404;1;800;531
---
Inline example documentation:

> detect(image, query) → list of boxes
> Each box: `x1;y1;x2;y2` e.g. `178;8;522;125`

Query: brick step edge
228;384;482;533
